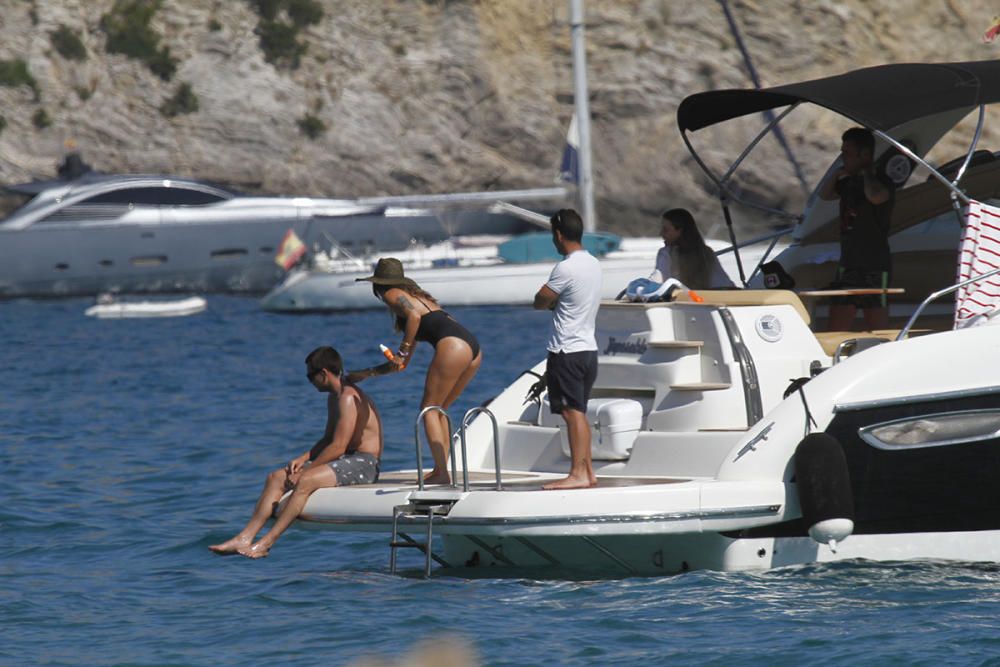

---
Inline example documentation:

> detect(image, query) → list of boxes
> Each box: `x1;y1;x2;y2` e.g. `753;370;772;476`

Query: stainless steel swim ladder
389;405;501;577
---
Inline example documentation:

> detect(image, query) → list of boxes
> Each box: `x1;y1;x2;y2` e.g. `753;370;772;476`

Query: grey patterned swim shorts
328;452;380;486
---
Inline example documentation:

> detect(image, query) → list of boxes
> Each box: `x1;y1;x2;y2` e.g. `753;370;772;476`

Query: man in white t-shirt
533;208;602;490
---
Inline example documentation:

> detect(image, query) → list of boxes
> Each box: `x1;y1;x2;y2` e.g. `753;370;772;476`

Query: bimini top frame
676;59;1000;281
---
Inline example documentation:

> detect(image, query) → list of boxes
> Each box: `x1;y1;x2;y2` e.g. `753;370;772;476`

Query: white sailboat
259;232;664;312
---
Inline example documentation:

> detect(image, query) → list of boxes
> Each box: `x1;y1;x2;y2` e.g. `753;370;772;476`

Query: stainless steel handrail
897;266;1000;340
460;407;502;492
951;105;986;191
413;406;454;491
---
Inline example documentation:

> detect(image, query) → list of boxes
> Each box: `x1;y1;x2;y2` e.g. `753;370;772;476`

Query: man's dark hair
305;346;343;377
550;208;584;243
842;127;875;155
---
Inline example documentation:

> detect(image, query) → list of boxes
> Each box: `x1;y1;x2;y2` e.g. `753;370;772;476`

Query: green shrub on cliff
247;0;282;21
246;0;322;26
246;0;323;69
297;113;325;139
0;59;39;100
286;0;323;27
160;82;199;117
32;108;51;129
51;25;88;61
100;0;177;81
255;19;306;69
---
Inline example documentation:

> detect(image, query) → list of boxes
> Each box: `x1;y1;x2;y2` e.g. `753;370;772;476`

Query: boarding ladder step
389;500;457;578
388;405;502;577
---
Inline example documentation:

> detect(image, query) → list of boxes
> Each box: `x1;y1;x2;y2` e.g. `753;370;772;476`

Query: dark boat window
210;249;248;260
98;259;114;267
39;203;131;224
85;187;227;206
860;409;1000;450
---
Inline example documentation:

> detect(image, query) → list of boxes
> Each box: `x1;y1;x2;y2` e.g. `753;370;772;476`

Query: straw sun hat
355;257;418;288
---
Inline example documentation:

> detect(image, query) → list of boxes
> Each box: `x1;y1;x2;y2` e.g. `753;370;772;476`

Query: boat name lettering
603;337;647;355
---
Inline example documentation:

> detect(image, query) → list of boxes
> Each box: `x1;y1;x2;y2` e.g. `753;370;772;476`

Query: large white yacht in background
287;60;1000;577
0;173;551;299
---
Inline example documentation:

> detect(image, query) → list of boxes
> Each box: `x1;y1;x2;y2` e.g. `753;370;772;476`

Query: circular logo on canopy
755;314;783;342
885;153;912;185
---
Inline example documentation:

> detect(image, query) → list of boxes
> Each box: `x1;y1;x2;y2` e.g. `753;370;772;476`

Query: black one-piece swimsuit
414;306;480;358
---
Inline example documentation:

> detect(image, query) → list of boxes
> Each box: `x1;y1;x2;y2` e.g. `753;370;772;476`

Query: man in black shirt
819;127;895;330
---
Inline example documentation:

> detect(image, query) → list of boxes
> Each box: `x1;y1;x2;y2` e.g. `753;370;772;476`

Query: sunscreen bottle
379;344;396;362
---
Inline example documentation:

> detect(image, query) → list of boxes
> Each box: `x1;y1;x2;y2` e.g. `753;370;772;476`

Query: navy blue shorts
546;350;598;414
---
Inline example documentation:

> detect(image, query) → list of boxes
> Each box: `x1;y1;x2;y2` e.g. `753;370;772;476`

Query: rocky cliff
1;0;999;236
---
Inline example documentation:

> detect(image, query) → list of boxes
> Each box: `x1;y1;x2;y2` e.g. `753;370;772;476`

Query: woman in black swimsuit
349;258;482;485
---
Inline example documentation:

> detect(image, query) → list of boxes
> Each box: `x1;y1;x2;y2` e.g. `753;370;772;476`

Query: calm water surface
3;296;1000;666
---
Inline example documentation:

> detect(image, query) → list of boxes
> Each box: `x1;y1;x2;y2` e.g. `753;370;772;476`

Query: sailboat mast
570;0;596;232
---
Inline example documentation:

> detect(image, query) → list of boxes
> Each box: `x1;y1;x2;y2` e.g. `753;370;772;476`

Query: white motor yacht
286;60;1000;577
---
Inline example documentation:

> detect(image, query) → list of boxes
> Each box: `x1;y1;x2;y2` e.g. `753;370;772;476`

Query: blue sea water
4;296;1000;666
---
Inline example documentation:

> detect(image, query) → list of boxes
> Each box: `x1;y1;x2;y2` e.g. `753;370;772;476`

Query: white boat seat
673;289;811;326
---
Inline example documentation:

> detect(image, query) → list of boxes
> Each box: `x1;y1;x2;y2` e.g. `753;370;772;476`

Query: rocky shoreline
1;1;998;236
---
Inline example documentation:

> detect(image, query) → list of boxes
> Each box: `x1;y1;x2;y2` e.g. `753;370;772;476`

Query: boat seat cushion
813;328;935;356
674;289;811;326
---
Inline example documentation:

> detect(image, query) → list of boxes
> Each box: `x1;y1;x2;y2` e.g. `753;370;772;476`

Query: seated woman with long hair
651;208;735;289
348;258;482;485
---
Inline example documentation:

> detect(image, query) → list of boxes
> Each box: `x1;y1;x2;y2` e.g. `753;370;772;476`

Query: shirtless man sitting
209;346;383;559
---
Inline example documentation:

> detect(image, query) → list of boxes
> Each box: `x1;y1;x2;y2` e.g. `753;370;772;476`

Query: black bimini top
677;60;1000;134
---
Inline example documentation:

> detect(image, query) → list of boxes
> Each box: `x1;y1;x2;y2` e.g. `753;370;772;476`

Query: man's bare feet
423;470;451;485
208;535;251;555
238;542;270;559
542;475;596;490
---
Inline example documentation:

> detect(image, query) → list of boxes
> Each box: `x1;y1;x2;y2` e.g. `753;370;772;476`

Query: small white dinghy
84;294;207;319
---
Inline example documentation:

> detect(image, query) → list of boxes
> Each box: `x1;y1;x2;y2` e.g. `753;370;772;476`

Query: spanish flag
275;229;306;270
985;16;1000;43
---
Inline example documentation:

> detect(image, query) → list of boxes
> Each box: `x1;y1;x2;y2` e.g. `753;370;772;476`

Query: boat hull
434;527;1000;575
297;474;1000;576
